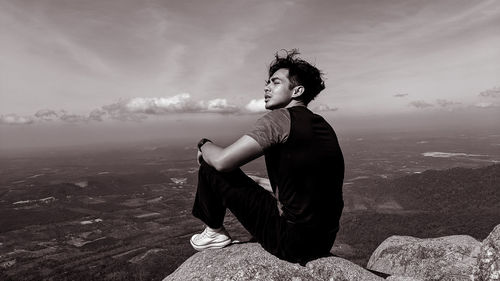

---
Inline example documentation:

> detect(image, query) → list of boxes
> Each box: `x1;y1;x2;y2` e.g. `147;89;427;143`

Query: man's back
265;106;344;228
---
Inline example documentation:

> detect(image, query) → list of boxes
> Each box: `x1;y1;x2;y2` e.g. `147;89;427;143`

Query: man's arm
200;135;264;172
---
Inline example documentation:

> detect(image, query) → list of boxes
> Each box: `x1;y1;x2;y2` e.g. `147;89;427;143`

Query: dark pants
192;161;337;265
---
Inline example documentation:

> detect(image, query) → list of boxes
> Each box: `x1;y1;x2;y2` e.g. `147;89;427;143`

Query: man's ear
291;86;305;98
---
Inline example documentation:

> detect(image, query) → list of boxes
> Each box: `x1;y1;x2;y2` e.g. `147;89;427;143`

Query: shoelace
195;229;208;240
195;228;217;241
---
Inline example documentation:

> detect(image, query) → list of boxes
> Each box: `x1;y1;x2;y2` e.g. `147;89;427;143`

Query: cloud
393;93;408;98
122;94;239;114
56;94;241;123
0;114;35;125
88;108;107;122
33;109;91;123
34;109;60;121
312;104;338;112
479;87;500;98
436;99;461;107
58;111;89;123
408;100;433;109
203;99;239;114
100;100;147;122
1;94;345;126
1;93;246;126
125;94;200;114
474;102;497;108
245;99;267;113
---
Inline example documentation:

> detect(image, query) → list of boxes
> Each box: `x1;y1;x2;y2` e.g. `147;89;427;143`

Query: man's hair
268;49;325;105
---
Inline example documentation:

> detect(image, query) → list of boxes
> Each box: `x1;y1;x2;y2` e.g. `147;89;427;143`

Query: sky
0;0;499;148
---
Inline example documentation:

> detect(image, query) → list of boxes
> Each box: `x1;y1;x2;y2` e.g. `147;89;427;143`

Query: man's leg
192;162;227;229
192;161;283;254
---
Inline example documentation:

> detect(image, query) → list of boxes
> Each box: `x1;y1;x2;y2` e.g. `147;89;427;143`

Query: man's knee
199;159;219;178
198;160;234;196
199;159;245;183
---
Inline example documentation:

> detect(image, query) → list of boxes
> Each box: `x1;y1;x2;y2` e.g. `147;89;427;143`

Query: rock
367;234;480;281
474;224;500;280
331;242;357;258
129;248;168;264
163;243;383;281
386;276;424;281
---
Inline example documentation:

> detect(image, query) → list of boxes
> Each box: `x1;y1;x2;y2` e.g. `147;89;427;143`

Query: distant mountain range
374;164;500;212
337;164;500;266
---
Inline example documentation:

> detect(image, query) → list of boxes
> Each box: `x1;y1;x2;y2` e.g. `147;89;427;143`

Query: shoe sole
190;238;232;251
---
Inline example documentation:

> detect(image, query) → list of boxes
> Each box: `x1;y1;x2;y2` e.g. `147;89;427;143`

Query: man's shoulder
261;108;290;119
288;106;327;123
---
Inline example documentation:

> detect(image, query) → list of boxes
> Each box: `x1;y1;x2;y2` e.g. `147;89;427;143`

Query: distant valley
0;130;499;280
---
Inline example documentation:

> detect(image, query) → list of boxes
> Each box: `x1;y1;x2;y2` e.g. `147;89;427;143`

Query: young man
191;50;344;265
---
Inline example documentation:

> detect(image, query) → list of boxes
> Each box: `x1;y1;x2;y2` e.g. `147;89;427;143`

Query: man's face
264;68;294;110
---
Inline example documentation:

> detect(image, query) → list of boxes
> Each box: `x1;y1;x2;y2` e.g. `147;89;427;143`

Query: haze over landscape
0;0;499;280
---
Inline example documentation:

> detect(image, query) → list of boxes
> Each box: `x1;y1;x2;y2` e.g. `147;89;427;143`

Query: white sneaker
190;227;232;251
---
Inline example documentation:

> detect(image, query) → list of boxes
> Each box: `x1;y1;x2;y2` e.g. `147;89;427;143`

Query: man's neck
285;100;306;108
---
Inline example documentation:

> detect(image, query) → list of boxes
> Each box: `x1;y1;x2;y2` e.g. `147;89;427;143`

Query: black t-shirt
246;106;344;227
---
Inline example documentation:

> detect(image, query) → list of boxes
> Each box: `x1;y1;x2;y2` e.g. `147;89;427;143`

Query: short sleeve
245;108;291;150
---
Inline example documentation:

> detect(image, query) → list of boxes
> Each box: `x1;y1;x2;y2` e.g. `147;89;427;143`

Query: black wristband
197;138;212;152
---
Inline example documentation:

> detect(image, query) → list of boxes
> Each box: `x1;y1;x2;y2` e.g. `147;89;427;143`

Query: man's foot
190;226;232;251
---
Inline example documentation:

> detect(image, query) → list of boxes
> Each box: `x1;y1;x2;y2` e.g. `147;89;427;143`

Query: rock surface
385;276;423;281
367;234;480;281
474;224;500;280
165;224;500;280
163;243;383;281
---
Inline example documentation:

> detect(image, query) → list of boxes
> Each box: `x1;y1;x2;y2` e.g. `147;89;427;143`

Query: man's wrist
197;138;212;152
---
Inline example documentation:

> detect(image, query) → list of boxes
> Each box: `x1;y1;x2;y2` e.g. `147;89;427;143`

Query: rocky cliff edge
164;224;500;281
